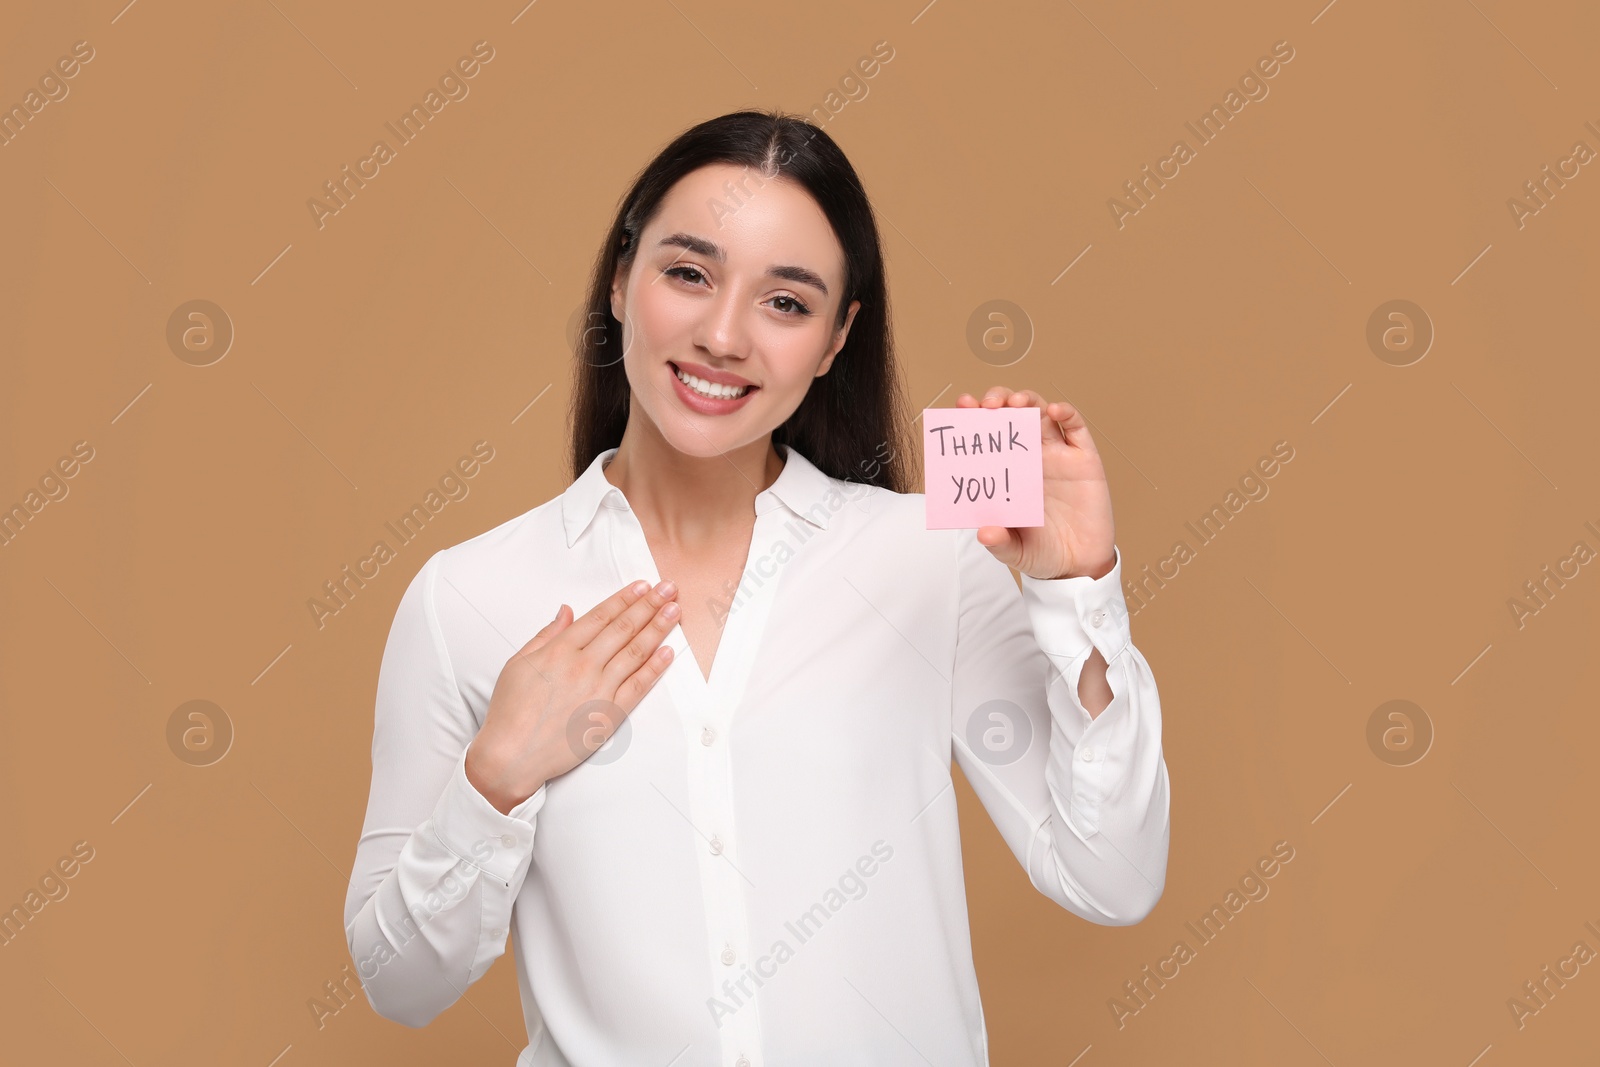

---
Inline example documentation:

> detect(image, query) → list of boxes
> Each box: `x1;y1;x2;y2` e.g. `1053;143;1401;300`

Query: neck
603;419;784;548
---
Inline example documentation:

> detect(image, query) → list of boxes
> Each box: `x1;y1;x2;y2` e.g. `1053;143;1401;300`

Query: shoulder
424;488;567;587
824;476;973;566
388;488;573;653
815;477;1008;628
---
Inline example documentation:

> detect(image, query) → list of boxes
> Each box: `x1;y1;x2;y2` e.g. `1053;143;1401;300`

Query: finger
1045;398;1099;454
981;386;1012;407
614;642;676;713
989;388;1070;448
562;580;655;650
955;393;977;407
510;604;569;664
582;580;678;665
602;598;681;689
517;603;571;656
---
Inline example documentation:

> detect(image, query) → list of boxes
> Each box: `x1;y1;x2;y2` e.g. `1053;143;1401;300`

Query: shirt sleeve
343;549;550;1026
948;532;1170;926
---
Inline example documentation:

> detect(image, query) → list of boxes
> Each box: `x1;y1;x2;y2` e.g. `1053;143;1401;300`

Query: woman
344;109;1169;1066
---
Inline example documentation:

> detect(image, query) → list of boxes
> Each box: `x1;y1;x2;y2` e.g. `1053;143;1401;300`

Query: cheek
629;279;697;348
763;324;833;390
621;284;692;403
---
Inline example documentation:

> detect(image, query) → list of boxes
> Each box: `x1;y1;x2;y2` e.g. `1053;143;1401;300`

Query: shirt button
701;726;716;746
735;1057;750;1067
500;833;517;848
1080;747;1095;762
721;945;736;965
709;835;723;855
1089;609;1106;628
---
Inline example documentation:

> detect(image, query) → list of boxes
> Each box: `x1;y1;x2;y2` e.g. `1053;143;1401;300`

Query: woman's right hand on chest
465;579;680;814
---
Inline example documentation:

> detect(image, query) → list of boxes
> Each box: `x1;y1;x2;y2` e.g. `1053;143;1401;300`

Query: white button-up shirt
344;443;1170;1066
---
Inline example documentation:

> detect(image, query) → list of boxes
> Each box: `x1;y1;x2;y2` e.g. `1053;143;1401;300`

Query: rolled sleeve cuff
1018;544;1132;665
428;748;548;886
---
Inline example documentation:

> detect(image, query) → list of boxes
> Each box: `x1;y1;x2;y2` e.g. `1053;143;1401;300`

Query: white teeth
675;366;750;400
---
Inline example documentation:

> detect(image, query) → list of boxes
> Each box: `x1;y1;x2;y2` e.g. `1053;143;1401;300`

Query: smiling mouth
670;362;756;400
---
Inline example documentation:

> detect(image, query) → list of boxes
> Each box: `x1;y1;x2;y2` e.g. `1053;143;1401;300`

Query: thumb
975;526;1022;568
515;604;568;658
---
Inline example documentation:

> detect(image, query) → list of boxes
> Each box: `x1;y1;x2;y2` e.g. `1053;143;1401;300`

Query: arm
1075;648;1114;719
343;550;549;1026
950;533;1170;926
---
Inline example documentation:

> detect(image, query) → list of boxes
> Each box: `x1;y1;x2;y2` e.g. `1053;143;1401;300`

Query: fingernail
631;581;649;596
655;579;676;597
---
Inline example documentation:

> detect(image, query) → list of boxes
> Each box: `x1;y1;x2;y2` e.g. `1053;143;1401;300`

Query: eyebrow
657;232;830;297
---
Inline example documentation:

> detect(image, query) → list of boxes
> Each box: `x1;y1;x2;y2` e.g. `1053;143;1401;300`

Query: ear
816;299;861;378
609;260;629;324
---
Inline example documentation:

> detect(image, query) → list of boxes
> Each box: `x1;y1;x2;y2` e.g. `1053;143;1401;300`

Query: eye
663;264;811;317
663;264;707;286
768;294;812;316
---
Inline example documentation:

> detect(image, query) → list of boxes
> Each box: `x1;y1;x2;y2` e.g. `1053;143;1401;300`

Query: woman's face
610;162;860;459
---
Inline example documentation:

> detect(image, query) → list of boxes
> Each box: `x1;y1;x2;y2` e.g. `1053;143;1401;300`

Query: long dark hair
566;109;913;493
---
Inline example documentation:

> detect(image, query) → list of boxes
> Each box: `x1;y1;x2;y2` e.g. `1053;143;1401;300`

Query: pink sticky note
923;407;1044;529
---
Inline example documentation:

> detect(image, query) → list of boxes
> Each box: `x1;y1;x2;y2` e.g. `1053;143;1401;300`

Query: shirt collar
561;442;838;548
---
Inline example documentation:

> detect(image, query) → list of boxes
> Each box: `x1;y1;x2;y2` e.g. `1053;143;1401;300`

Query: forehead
646;163;845;279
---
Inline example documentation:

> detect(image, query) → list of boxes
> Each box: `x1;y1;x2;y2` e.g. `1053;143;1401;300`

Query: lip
667;361;759;416
670;360;756;388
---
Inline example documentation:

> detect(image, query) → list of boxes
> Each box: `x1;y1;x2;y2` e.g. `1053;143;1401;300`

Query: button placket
688;691;761;1061
648;509;788;1065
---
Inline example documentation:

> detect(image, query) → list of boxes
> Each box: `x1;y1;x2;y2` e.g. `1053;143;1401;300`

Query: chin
656;422;760;459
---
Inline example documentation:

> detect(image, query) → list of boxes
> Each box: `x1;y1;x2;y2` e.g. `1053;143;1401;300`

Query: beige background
2;0;1597;1063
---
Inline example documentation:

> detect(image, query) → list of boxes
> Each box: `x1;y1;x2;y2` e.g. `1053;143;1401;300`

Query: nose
691;286;752;362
